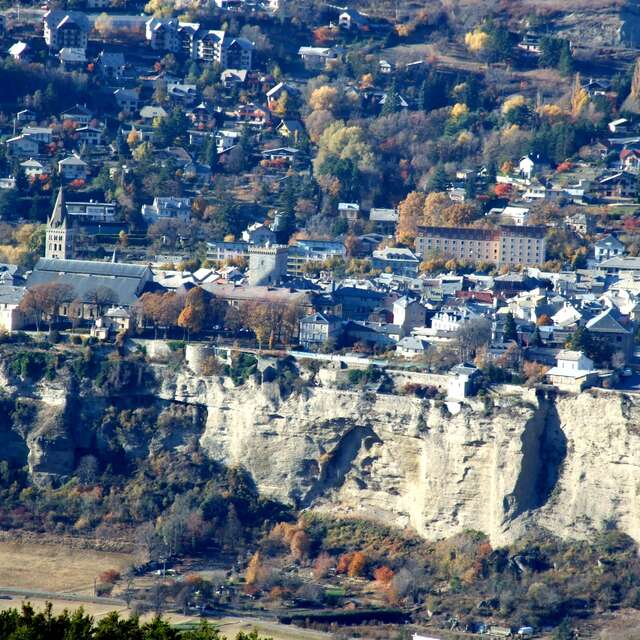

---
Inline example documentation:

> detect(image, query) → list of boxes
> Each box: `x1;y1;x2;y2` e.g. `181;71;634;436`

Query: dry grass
0;542;133;593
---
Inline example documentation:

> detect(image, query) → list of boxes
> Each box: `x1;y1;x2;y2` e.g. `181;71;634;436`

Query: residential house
167;82;198;104
502;205;530;226
338;202;360;222
546;350;596;392
66;200;117;223
378;59;394;74
338;8;369;30
43;10;90;51
369;208;398;235
139;105;168;122
16;109;36;124
620;148;640;173
332;286;385;321
77;126;103;147
594;234;626;263
610;118;631;134
393;296;425;336
598;256;640;277
59;47;87;70
221;68;248;88
58;155;88;181
431;304;481;334
61;104;93;126
141;196;193;222
97;51;126;80
0;286;27;332
234;103;270;128
266;82;297;108
20;158;46;177
594;171;637;200
5;135;39;158
298;46;343;70
206;241;250;263
396;336;429;358
276;119;305;140
372;247;420;277
114;88;140;113
299;312;342;348
585;307;634;362
22;127;53;144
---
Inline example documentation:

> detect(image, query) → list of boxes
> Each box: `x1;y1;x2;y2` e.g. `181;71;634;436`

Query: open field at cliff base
0;541;133;593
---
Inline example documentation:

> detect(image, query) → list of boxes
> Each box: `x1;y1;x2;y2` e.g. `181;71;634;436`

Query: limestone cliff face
160;370;640;545
4;356;640;545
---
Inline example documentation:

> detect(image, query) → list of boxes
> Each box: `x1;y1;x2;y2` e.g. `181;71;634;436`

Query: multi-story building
145;19;253;68
43;10;90;51
141;197;193;223
415;225;546;267
66;200;117;223
287;239;346;276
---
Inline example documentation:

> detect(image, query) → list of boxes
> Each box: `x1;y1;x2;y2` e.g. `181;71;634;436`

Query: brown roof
417;225;545;240
201;282;312;306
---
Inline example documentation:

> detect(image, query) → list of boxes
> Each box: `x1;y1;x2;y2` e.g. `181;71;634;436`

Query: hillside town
5;1;640;638
1;0;640;398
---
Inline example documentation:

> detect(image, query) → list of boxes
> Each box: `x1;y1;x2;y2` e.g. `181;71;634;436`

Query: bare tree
456;317;492;361
19;283;74;331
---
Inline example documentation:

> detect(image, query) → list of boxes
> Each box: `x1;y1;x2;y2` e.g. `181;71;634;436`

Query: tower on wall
46;187;75;260
248;244;288;286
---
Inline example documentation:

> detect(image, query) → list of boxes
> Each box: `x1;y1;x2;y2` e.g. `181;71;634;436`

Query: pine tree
381;79;400;116
504;313;517;342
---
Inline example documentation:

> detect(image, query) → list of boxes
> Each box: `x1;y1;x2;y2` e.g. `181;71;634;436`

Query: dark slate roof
27;259;151;307
32;257;149;279
585;308;632;334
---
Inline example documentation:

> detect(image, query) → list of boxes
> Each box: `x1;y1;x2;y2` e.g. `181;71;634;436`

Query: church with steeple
46;187;75;260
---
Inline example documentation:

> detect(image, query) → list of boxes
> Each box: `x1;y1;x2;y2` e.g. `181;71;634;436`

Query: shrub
167;340;185;352
99;569;121;584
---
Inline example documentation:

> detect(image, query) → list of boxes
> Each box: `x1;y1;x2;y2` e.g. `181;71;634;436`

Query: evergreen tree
427;165;448;192
381;79;400;116
504;313;518;342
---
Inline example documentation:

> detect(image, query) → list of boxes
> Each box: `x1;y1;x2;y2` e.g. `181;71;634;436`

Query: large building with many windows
415;225;546;267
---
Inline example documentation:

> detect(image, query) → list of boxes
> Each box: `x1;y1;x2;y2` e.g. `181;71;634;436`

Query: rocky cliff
159;368;640;546
3;355;640;546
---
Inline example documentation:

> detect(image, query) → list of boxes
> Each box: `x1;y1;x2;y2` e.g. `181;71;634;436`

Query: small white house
20;158;46;177
502;205;530;226
58;154;88;181
546;350;596;392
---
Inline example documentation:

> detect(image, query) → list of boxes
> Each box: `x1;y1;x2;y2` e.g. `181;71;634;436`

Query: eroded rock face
162;371;640;545
5;358;640;545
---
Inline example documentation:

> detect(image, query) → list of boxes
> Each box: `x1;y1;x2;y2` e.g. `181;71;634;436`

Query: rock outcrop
4;357;640;546
160;369;640;545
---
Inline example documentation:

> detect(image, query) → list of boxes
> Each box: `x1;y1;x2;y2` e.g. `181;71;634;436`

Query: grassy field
0;542;133;593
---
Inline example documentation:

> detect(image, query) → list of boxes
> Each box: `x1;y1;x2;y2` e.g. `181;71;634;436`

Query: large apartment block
145;18;253;68
416;225;546;267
